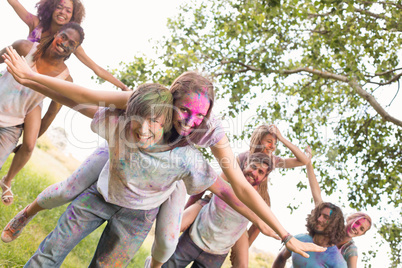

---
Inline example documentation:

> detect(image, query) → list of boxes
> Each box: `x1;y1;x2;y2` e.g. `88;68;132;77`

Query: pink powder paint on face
173;91;210;136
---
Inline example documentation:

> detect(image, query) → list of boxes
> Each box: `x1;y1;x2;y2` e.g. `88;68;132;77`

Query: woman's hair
249;124;278;155
168;71;215;147
33;22;85;61
306;202;346;245
246;152;273;207
125;83;173;134
346;212;372;234
36;0;86;33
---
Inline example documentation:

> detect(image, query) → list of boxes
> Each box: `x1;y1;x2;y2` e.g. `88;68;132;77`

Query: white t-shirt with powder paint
189;193;250;255
91;107;218;210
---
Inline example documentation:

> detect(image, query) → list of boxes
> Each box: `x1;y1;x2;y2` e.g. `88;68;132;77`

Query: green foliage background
106;0;401;266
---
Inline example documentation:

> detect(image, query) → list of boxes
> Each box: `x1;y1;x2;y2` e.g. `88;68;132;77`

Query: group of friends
0;0;372;267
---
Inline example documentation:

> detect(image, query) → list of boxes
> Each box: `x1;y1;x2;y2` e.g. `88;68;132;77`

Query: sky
0;0;392;266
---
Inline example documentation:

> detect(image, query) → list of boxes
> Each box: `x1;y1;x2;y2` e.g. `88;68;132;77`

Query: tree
112;0;402;265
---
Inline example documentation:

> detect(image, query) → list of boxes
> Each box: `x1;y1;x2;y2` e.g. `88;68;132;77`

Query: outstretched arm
270;125;310;168
272;248;292;268
7;0;39;32
3;46;131;108
305;146;323;206
210;136;326;257
74;46;129;91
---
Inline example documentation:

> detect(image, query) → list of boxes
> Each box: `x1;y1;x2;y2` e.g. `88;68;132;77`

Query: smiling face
52;0;74;26
243;161;269;187
51;28;80;58
315;207;332;232
261;134;277;155
346;218;370;238
173;91;210;136
129;116;165;151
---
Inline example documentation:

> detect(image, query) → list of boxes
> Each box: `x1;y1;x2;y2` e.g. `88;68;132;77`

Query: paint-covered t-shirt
195;113;225;148
91;107;218;210
189;192;249;255
0;43;69;127
340;239;358;262
291;234;347;268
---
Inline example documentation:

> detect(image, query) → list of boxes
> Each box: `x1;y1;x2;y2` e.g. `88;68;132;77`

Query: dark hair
306;202;346;245
125;83;173;134
167;71;215;147
249;124;278;155
33;22;84;61
36;0;85;33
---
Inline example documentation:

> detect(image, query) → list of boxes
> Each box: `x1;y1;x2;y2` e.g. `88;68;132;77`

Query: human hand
3;46;35;82
120;84;131;91
305;146;312;160
285;236;326;258
269;124;284;141
256;220;280;240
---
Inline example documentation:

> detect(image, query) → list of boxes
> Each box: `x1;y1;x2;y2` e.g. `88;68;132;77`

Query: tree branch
374;67;402;77
349;79;402;126
354;7;389;21
367;72;402;86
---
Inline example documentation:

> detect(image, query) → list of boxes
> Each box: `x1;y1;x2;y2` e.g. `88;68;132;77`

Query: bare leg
2;106;41;205
1;143;109;242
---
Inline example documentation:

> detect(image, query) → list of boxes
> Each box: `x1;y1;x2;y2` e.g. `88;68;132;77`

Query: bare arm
0;40;32;64
37;100;62;138
180;202;204;232
305;146;323;206
3;46;131;108
271;125;310;169
7;0;39;32
272;248;292;268
210;135;326;257
347;255;357;268
230;231;249;267
247;223;262;246
184;191;206;209
74;46;129;91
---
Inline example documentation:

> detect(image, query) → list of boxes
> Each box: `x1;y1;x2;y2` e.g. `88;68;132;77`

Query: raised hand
3;46;35;82
268;124;284;141
305;146;312;160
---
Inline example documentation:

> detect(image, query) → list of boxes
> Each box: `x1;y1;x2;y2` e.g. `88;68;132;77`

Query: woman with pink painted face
3;53;326;266
304;146;372;268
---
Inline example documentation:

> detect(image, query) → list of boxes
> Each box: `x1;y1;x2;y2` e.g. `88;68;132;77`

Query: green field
0;147;151;267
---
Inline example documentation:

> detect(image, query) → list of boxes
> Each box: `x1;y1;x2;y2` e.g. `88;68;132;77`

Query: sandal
0;177;14;206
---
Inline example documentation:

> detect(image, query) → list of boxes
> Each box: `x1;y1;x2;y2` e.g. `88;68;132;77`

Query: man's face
315;207;332;232
51;28;80;58
243;161;269;187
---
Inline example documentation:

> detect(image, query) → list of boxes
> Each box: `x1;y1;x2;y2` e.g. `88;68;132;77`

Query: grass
0;149;151;267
